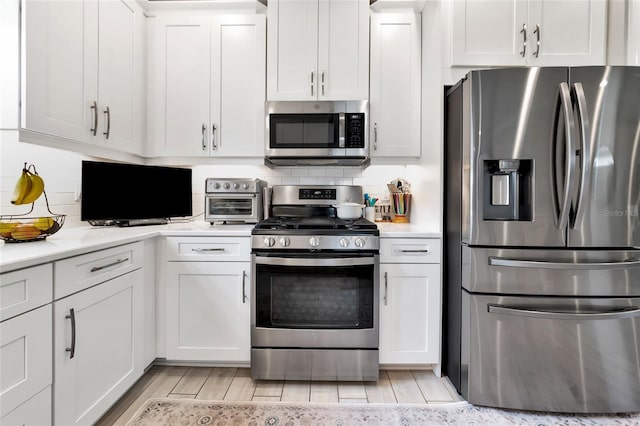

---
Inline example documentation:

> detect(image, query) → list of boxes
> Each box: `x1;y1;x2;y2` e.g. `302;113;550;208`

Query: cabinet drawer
166;237;250;262
54;242;143;299
380;238;441;263
0;305;52;417
0;264;52;322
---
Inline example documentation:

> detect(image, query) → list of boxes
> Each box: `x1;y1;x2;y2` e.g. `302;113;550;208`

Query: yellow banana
21;172;45;204
11;166;32;205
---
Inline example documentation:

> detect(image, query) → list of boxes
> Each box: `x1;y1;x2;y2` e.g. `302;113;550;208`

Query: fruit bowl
0;215;66;243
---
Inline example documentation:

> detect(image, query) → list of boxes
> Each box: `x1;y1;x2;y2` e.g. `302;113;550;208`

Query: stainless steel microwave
265;101;369;167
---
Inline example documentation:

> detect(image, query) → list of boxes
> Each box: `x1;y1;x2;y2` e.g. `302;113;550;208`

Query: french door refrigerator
444;67;640;413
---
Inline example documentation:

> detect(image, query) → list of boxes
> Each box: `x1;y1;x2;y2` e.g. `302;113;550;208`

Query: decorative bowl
0;215;66;243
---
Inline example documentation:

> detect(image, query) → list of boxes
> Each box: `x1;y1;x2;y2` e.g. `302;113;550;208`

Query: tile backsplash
1;131;440;229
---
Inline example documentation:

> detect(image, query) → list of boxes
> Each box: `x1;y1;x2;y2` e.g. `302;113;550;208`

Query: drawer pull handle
398;249;429;253
191;248;226;252
383;272;388;306
242;270;248;304
90;257;129;272
488;304;640;320
65;308;76;359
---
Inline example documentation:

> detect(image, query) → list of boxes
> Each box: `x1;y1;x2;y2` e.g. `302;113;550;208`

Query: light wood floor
96;366;462;426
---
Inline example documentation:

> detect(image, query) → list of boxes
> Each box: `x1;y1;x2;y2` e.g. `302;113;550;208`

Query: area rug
127;398;640;425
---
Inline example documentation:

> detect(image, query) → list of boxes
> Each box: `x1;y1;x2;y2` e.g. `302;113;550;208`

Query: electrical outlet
74;184;81;202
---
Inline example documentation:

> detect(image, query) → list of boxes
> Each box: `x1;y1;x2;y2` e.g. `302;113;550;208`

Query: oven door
205;194;260;223
252;253;379;349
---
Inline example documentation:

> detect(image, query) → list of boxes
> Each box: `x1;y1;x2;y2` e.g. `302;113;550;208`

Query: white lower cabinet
53;269;144;426
165;261;250;362
0;305;52;423
379;238;441;365
0;386;51;426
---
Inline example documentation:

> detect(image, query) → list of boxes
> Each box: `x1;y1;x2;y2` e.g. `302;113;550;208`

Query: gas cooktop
253;216;378;232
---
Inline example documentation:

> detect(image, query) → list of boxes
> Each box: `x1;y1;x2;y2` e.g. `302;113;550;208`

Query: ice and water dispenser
483;159;533;221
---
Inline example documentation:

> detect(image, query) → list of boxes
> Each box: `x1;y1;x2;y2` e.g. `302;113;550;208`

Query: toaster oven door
205;194;260;223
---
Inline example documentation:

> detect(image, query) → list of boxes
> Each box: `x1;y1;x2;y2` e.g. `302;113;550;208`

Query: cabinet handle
201;123;207;150
242;270;247;303
374;122;378;151
398;249;430;253
533;24;540;57
520;23;527;57
191;247;225;252
90;257;129;272
103;106;111;140
65;308;76;359
310;69;315;97
212;123;218;151
383;272;388;305
90;101;98;136
321;71;325;96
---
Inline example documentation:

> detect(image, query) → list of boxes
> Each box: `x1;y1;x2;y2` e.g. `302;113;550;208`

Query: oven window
208;198;253;216
255;263;374;329
270;114;339;149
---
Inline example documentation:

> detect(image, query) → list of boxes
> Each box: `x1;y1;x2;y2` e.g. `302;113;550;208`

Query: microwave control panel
345;113;365;148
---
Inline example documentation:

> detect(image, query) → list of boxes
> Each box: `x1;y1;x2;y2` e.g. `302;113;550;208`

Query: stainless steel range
251;185;379;381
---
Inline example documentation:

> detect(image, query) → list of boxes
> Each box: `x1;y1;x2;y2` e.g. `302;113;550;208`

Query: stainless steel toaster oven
205;178;267;224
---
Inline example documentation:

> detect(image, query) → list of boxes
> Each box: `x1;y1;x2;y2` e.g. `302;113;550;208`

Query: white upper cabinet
22;0;144;155
369;13;421;158
451;0;607;66
151;15;265;158
267;0;369;101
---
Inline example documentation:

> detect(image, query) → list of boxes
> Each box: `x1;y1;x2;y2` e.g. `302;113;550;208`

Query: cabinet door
155;17;211;157
451;0;528;66
317;0;369;100
370;13;421;157
0;386;51;426
267;0;319;100
97;0;136;150
211;15;266;157
528;0;606;66
166;262;250;362
0;305;52;418
379;263;441;364
22;0;97;143
54;270;143;426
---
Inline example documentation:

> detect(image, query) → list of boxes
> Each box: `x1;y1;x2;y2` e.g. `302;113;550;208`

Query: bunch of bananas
11;163;45;205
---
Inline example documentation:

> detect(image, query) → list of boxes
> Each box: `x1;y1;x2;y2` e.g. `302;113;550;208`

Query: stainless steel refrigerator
444;67;640;413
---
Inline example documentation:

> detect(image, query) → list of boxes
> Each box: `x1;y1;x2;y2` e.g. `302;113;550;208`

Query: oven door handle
254;256;375;267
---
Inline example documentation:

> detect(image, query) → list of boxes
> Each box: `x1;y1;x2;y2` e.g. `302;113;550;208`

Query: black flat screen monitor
81;161;192;225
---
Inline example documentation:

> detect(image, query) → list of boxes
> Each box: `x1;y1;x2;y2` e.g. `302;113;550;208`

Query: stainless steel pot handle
488;304;640;321
255;256;375;267
489;256;640;270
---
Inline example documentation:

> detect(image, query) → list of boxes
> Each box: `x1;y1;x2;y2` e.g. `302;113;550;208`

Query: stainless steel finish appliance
444;66;640;413
204;178;266;224
251;185;380;381
265;101;369;167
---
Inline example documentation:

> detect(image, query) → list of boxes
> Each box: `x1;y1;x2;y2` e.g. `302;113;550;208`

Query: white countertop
0;220;441;273
0;221;254;273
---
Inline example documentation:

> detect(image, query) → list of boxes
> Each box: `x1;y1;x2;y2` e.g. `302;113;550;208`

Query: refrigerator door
463;246;640;296
464;68;571;247
567;66;640;248
463;292;640;413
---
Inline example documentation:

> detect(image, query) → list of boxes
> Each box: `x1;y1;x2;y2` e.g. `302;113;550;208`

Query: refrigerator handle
488;304;640;321
554;83;577;231
571;82;591;229
489;256;640;270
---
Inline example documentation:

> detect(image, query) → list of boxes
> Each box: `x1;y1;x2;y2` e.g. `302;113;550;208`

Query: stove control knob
233;183;240;189
223;182;231;189
213;182;220;189
339;237;350;248
354;237;366;248
243;183;250;190
279;237;291;247
263;237;276;247
309;237;320;247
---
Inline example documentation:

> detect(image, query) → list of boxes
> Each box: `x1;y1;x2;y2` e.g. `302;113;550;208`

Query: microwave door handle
339;113;345;148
